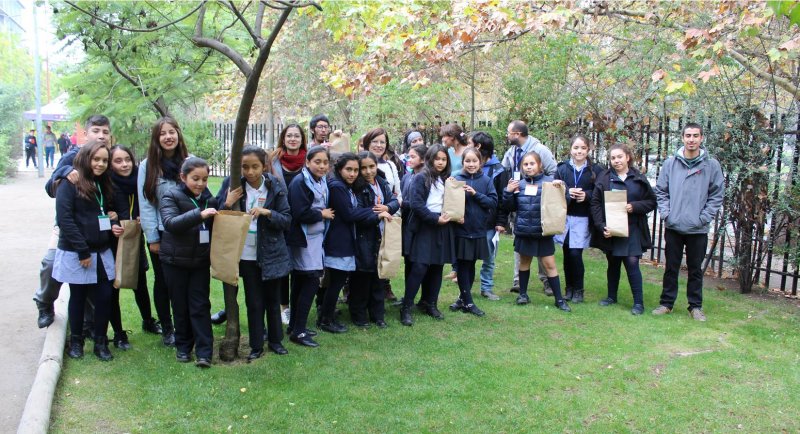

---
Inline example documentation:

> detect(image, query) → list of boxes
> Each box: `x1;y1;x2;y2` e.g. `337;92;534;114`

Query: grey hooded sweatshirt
655;146;724;235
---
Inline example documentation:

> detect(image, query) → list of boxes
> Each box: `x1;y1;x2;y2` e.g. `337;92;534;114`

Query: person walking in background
653;122;724;321
58;132;71;156
44;126;57;168
24;129;38;168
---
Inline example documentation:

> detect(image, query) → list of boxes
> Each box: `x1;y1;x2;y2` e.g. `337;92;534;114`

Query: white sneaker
281;308;290;325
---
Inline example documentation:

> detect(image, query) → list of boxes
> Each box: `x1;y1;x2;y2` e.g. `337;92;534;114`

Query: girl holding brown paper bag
589;144;657;315
109;145;163;351
448;147;497;317
502;151;571;312
352;151;400;328
400;145;456;326
158;158;219;367
216;146;292;360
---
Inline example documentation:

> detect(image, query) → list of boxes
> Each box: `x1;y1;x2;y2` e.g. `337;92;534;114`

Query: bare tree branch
261;1;289;11
255;1;266;38
274;0;322;11
729;48;800;99
110;58;168;116
64;0;205;33
224;1;263;47
193;4;253;77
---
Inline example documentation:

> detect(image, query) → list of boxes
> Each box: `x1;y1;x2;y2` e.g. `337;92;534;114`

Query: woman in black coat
590;144;657;315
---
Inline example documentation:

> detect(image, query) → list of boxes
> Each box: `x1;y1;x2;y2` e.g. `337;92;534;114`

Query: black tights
562;244;585;290
69;256;111;339
109;264;155;335
455;259;477;305
289;270;320;335
403;262;444;308
606;254;643;305
319;268;349;320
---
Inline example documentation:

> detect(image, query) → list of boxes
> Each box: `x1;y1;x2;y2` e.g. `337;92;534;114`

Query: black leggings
562;232;586;290
69;255;112;339
606;254;643;305
289;270;321;335
279;275;290;306
349;270;384;322
455;259;477;305
319;268;349;320
109;261;155;335
148;247;173;330
403;262;444;308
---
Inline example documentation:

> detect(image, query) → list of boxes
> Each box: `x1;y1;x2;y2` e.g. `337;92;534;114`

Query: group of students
35;113;721;368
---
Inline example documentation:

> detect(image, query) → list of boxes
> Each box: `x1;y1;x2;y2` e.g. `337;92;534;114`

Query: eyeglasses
315;124;330;130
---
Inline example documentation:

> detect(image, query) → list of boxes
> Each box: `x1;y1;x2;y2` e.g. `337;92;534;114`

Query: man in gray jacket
501;120;557;295
653;122;724;321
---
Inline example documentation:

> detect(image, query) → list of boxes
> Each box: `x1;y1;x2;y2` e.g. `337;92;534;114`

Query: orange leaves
678;28;710;51
651;69;666;82
698;65;721;83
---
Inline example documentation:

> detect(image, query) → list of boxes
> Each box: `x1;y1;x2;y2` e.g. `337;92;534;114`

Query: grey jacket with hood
655;146;724;235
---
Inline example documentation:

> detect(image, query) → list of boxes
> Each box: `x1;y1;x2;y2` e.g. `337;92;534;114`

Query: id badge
98;215;111;231
246;230;257;246
524;184;538;196
513;171;521;181
199;229;210;244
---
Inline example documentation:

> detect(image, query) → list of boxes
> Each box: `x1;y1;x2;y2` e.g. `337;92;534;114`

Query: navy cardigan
56;181;116;260
454;171;497;238
286;172;325;248
324;178;376;258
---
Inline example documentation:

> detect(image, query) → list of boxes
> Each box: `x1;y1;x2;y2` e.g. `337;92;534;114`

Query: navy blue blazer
324;178;376;258
454;171;497;238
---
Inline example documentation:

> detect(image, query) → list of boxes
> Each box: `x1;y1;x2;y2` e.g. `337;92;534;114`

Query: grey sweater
500;135;557;177
655;147;724;234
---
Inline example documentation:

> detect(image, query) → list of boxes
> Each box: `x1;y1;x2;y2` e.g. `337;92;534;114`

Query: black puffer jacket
354;176;400;272
589;167;657;251
502;173;552;238
158;184;218;268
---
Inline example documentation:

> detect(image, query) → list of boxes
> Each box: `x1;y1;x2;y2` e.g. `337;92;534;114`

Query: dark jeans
606;254;643;305
349;270;385;322
68;256;111;339
289;270;321;335
319;268;349;320
25;149;37;167
403;262;444;308
562;232;585;290
148;248;174;330
45;147;55;167
455;259;477;305
240;260;283;350
661;229;707;310
279;275;290;306
161;263;213;359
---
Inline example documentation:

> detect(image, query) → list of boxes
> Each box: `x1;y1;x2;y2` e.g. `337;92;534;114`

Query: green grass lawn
50;177;800;432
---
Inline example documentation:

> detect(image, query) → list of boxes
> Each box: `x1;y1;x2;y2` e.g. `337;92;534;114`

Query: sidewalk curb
17;288;70;434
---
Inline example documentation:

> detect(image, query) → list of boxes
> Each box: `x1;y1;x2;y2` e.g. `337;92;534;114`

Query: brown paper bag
541;182;567;236
604;190;629;237
442;178;465;222
114;220;142;289
377;216;402;279
210;210;252;285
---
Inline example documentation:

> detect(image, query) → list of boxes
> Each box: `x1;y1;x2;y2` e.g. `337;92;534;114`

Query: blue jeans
479;229;497;292
45;147;55;167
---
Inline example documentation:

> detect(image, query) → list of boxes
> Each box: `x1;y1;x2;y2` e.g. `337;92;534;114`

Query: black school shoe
36;301;55;329
210;310;227;325
247;349;264;362
462;303;485;317
319;318;348;334
555;300;572;312
424;303;444;320
113;331;132;350
598;297;617;306
515;294;530;305
267;342;289;355
176;352;192;363
289;332;319;348
374;320;388;329
195;358;212;368
449;298;465;312
93;336;114;361
162;327;176;347
142;318;162;334
67;335;84;359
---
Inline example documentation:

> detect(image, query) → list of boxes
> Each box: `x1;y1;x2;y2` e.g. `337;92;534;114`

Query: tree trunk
218;283;240;361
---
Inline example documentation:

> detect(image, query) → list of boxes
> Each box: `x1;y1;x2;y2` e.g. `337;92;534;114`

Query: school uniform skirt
607;223;646;257
455;236;490;261
409;223;456;265
513;235;556;257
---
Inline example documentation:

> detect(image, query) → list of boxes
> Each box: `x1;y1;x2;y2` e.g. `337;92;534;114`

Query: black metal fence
211;116;799;295
572;114;800;295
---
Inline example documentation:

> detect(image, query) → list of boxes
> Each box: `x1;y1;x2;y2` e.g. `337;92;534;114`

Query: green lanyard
94;182;105;215
190;197;209;228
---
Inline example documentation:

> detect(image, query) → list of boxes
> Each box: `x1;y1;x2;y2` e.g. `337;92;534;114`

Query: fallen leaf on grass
243;415;248;419
240;388;247;393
